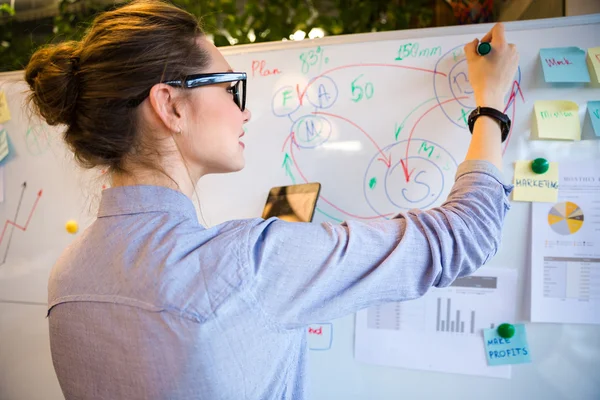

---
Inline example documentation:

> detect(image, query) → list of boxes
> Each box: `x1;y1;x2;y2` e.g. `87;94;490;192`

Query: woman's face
177;38;251;178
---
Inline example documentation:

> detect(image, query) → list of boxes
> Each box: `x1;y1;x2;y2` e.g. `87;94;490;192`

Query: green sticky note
540;47;590;83
587;101;600;137
483;324;531;366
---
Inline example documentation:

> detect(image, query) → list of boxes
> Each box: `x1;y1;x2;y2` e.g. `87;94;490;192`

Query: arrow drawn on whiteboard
501;80;525;156
1;182;26;266
400;96;468;183
0;183;43;267
288;135;395;220
312;111;392;168
282;153;296;184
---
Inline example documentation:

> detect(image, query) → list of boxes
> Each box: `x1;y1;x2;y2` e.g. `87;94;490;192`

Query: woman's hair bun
25;41;81;126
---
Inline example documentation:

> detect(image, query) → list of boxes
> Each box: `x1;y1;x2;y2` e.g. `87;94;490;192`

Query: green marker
477;42;492;56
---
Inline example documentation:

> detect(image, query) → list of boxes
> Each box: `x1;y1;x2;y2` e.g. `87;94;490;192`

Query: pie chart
548;201;584;235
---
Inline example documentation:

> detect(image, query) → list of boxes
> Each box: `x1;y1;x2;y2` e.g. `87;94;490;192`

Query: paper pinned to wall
483;324;531;366
0;91;11;124
512;160;559;203
355;267;518;379
587;47;600;87
531;161;600;325
540;47;590;83
531;100;581;141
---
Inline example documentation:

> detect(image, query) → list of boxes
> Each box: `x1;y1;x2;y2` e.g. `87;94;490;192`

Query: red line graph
0;187;43;264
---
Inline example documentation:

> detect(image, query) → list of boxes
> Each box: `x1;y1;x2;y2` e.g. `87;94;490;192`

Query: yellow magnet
65;220;79;234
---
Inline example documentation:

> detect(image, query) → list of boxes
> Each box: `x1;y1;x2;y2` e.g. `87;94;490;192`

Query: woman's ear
147;83;182;133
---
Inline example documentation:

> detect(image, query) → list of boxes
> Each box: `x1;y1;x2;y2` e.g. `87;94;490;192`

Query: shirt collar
98;185;199;221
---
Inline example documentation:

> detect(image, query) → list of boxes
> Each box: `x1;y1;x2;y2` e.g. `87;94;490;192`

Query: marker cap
477;42;492;56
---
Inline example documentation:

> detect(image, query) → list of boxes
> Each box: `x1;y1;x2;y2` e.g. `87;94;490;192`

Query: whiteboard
1;15;600;400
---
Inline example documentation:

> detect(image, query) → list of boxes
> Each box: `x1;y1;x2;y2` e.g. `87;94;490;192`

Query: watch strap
468;106;511;143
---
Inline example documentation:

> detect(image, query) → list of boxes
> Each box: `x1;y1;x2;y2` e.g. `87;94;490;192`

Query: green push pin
497;323;515;339
531;158;549;174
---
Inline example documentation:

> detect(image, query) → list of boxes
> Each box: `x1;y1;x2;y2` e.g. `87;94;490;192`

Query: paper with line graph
355;267;518;378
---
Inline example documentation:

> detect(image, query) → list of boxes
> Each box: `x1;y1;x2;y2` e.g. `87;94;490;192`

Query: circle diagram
364;139;457;212
548;201;584;235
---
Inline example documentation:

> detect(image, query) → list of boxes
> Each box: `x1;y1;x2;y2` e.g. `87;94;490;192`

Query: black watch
467;106;511;143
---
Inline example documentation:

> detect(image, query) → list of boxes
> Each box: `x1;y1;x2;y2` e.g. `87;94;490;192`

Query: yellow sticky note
587;47;600;87
0;91;11;124
532;100;580;141
513;161;559;203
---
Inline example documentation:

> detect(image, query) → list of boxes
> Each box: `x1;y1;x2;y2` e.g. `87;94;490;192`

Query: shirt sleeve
242;160;513;329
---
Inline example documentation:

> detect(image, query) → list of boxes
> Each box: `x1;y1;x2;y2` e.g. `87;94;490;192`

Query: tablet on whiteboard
261;183;321;223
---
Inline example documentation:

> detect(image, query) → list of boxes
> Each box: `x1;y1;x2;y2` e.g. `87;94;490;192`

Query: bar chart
367;275;502;336
356;268;517;378
435;298;497;333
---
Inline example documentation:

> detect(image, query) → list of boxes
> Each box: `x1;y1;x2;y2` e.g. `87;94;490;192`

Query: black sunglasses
127;72;247;110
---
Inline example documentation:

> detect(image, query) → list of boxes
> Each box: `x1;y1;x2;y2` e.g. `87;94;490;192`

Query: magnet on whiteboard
531;157;549;174
65;220;79;234
497;323;515;339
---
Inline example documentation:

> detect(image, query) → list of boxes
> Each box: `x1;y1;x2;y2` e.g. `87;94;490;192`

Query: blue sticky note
0;128;15;166
540;47;591;83
588;101;600;137
483;324;531;366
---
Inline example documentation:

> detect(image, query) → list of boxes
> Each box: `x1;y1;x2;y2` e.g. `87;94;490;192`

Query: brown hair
24;0;210;173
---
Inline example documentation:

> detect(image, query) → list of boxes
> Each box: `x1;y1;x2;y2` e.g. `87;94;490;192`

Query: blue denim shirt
48;160;512;400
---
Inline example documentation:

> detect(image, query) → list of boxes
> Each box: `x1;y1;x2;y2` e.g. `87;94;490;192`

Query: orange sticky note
532;100;580;141
0;91;11;124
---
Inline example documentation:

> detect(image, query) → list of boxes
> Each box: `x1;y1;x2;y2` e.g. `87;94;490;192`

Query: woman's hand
464;23;519;111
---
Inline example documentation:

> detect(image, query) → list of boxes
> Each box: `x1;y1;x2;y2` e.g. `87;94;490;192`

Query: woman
25;0;518;398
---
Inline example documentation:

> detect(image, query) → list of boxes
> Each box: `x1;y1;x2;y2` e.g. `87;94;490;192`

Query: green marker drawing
395;96;446;141
394;122;404;141
458;108;469;125
419;142;435;158
282;90;293;107
282;153;296;184
369;177;377;189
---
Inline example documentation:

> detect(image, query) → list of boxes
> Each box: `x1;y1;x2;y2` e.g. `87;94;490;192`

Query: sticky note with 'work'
540;47;590;83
